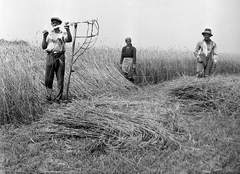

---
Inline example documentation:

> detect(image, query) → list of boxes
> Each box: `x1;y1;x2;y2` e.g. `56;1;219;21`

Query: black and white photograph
0;0;240;173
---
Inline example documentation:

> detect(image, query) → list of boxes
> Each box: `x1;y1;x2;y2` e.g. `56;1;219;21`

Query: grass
1;40;240;173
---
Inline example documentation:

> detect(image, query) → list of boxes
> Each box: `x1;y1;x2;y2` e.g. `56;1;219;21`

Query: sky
0;0;240;53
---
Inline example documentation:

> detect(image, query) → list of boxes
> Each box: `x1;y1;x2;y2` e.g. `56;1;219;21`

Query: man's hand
132;64;136;69
42;30;49;38
197;56;203;63
64;22;70;31
213;62;217;69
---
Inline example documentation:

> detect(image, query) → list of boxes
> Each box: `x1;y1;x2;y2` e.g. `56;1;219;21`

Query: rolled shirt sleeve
194;41;202;58
212;43;218;63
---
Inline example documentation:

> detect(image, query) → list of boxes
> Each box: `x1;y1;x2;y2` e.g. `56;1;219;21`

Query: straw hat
202;28;213;36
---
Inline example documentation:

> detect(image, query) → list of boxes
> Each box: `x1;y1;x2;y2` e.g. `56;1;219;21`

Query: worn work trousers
45;53;65;100
196;53;214;76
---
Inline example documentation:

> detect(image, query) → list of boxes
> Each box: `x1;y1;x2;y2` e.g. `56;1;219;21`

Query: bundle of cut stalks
38;99;181;154
170;75;240;115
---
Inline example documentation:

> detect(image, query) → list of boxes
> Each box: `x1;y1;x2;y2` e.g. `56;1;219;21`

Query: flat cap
51;17;62;24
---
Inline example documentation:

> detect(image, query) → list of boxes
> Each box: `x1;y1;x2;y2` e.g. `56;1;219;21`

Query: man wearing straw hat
42;17;72;102
120;37;137;82
194;28;218;78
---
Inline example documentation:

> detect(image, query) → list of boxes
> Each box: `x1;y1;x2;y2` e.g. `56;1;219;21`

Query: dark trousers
45;53;65;100
204;56;213;76
196;54;214;76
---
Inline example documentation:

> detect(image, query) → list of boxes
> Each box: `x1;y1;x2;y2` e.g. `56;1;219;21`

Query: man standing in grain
42;17;72;102
120;37;137;82
194;28;218;78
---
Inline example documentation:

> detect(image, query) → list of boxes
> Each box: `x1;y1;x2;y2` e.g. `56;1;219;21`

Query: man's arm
213;43;218;63
42;30;48;49
132;47;136;68
194;41;204;63
194;41;201;57
64;25;72;43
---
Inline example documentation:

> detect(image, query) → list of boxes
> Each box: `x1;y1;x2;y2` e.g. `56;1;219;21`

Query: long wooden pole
66;23;77;99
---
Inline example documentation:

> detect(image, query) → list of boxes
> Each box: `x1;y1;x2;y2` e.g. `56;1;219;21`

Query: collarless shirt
194;39;218;62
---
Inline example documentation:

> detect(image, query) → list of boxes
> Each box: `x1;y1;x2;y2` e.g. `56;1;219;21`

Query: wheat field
1;40;240;173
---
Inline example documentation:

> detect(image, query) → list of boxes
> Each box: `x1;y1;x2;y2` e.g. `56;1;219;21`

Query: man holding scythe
42;17;72;102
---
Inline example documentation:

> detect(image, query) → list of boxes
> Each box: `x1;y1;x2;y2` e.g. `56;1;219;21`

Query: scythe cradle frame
65;19;100;99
